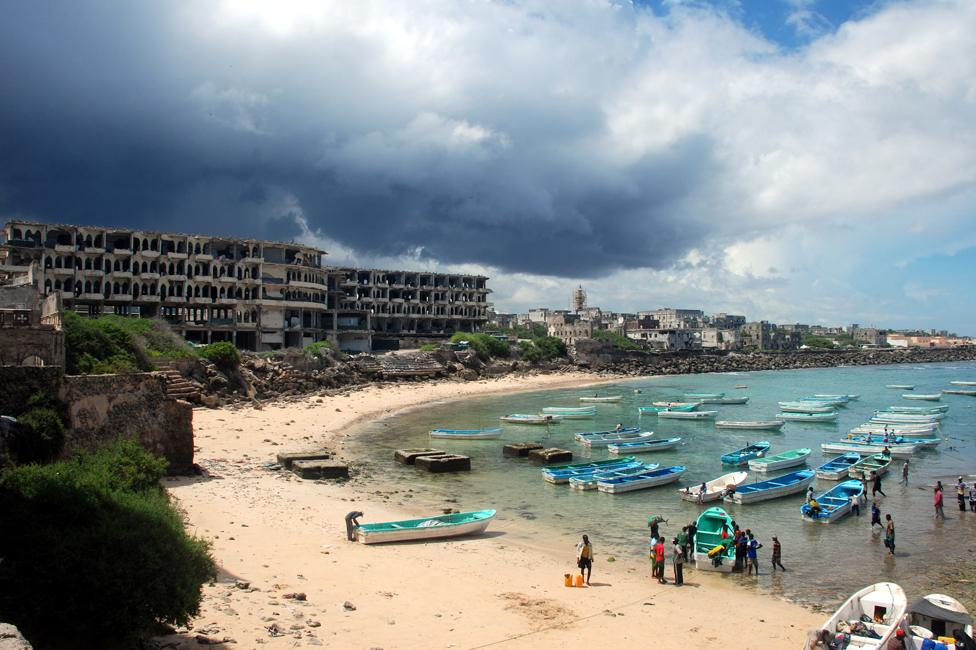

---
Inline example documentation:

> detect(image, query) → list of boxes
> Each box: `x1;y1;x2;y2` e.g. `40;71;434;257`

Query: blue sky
1;0;974;334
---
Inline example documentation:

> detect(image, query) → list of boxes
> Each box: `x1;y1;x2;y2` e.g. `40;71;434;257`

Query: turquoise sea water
347;361;976;609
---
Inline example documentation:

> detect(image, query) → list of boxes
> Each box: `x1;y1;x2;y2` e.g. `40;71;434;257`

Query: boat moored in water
657;410;717;420
903;393;942;401
596;465;687;493
542;457;639;484
720;441;771;466
576;431;655;448
944;388;976;396
700;396;750;405
801;480;863;524
847;453;892;481
949;380;976;386
429;428;503;440
638;403;699;415
684;392;725;400
715;419;784;431
579;395;623;403
815;452;861;480
500;414;560;425
822;441;916;458
355;509;496;544
608;436;681;455
777;411;838;422
679;471;748;503
568;462;659;490
726;469;816;504
748;447;811;473
541;406;596;419
778;401;836;414
886;384;915;390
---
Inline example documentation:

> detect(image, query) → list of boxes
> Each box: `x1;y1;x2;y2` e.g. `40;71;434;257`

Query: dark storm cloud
0;2;722;276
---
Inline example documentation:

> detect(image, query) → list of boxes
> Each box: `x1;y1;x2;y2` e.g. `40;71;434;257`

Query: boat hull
597;466;686;493
430;428;502;440
727;470;816;504
715;420;784;430
656;410;717;420
356;510;496;544
607;438;680;454
748;449;812;473
821;582;908;650
579;396;622;403
679;471;748;502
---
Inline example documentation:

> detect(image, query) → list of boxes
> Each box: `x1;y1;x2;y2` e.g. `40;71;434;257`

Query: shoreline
159;371;822;649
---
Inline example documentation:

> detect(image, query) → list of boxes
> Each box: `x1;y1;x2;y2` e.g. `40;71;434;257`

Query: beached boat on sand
429;428;502;440
500;414;559;425
568;463;659;490
903;393;942;401
596;465;686;493
748;448;811;473
679;471;748;503
819;582;908;650
815;453;861;480
693;507;736;572
607;436;681;454
355;509;496;544
657;410;717;420
801;480;863;524
714;419;784;430
579;395;623;403
576;431;654;448
778;401;835;414
847;453;891;481
777;411;838;422
542;457;638;484
720;441;771;466
725;469;816;504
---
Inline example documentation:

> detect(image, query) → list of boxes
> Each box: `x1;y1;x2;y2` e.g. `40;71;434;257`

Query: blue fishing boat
596;465;687;493
541;456;639;484
607;437;681;455
568;463;660;490
429;428;502;440
720;441;771;466
726;469;816;504
574;426;639;439
801;480;863;524
814;452;861;480
637;404;699;415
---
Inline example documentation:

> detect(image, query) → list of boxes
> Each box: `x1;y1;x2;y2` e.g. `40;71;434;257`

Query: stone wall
60;373;194;474
0;366;62;416
0;326;64;368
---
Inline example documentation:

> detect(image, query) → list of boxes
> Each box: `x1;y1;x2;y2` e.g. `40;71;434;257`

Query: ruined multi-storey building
0;220;490;352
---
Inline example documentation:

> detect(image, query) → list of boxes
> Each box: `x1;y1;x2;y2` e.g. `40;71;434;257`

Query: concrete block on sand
291;460;349;480
528;448;573;464
502;442;544;457
277;450;332;469
394;448;447;465
415;454;471;473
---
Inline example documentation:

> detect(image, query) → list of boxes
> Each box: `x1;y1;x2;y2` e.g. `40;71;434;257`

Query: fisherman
885;628;907;649
687;521;698;550
934;484;945;520
957;477;968;512
883;514;895;556
653;538;667;584
735;531;749;572
746;533;762;576
807;498;822;518
677;526;690;562
576;534;594;585
969;482;976;512
696;481;707;504
900;460;909;486
671;537;684;586
614;423;623;432
881;446;892;458
872;473;887;498
771;536;786;571
806;486;815;504
870;501;883;530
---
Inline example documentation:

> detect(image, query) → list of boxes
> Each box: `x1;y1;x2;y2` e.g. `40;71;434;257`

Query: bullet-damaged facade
0;221;491;352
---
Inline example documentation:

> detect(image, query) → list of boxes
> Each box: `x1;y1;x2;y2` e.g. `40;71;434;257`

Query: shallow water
347;361;976;610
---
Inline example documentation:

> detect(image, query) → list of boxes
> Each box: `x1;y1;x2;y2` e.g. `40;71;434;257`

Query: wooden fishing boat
651;401;703;408
541;406;596;419
575;426;639;438
720;441;771;466
500;414;559;425
847;453;892;481
884;404;949;414
725;469;816;504
886;384;915;389
568;463;659;490
596;465;686;493
657;410;717;420
778;401;836;414
872;411;944;421
908;593;973;645
799;396;848;407
638;403;699;415
822;441;916;458
903;393;942;401
678;472;748;503
949;380;976;386
684;392;724;399
944;388;976;396
850;426;939;438
542;456;638;484
777;411;838;422
714;419;784;430
801;480;863;524
355;509;496;544
700;396;750;405
577;431;655;448
429;428;502;440
579;395;623;403
819;582;908;650
748;447;811;473
850;434;941;449
815;453;861;480
814;393;859;401
693;507;736;572
607;436;681;455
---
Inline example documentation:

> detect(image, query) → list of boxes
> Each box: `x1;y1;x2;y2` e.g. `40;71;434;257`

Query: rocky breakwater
572;339;976;375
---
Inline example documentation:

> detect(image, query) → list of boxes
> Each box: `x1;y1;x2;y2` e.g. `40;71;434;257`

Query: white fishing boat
821;441;916;458
429;428;503;440
799;396;848;407
607;436;681;455
886;384;915;390
651;401;702;408
500;414;559;425
870;415;942;426
884;404;949;414
596;465;686;493
541;406;596;419
355;509;496;544
657;410;717;420
908;593;973;646
949;380;976;386
777;411;838;422
725;469;816;504
748;448;811;473
714;419;784;430
819;582;908;650
850;425;940;438
685;392;724;400
872;411;944;421
814;393;859;401
903;393;942;401
944;388;976;396
699;396;750;405
847;453;892;481
778;401;836;414
577;431;655;448
850;434;941;449
579;395;623;403
678;471;748;503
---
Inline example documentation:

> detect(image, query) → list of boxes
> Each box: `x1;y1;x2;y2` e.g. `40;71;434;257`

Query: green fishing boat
693;507;735;573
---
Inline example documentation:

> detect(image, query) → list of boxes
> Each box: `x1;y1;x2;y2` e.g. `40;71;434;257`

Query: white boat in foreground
678;471;748;503
715;420;784;431
819;582;908;650
908;593;973;646
355;510;496;544
657;410;717;420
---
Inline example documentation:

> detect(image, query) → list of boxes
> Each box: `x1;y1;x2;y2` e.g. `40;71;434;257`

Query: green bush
14;407;66;464
419;343;439;352
64;312;197;374
199;341;241;368
305;340;335;358
592;329;639;350
0;441;216;645
518;336;567;364
450;332;510;360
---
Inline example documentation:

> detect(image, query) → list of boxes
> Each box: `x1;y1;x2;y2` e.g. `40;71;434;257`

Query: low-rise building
700;328;741;351
887;334;972;348
625;328;699;351
546;313;593;346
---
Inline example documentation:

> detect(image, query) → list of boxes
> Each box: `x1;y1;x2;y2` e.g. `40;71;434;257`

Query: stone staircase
155;361;201;403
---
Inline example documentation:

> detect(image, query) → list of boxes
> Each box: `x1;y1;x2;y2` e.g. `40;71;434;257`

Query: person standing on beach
677;526;689;562
576;535;594;585
884;514;895;556
871;502;883;530
873;473;887;498
934;485;945;520
969;483;976;512
900;460;909;486
771;536;786;571
746;534;762;576
956;477;967;512
654;538;667;584
671;537;684;586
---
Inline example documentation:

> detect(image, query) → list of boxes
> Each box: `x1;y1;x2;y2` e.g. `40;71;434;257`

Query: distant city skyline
1;1;974;335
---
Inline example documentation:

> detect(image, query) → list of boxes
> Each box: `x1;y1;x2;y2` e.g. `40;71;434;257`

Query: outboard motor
345;511;363;542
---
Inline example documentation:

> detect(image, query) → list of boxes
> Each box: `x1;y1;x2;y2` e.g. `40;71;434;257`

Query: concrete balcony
137;250;160;258
108;294;132;302
163;295;185;303
242;256;262;264
82;268;104;276
81;247;106;254
193;253;213;261
217;275;237;283
167;252;188;260
289;280;327;290
78;293;104;300
110;271;132;278
217;297;237;304
52;267;75;275
137;294;160;302
54;244;76;253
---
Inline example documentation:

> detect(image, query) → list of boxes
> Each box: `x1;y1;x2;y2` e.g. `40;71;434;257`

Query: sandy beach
160;373;821;649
